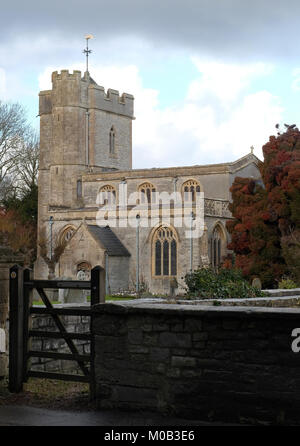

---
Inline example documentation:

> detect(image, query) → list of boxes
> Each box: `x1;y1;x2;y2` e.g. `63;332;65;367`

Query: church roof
87;225;131;257
82;153;262;182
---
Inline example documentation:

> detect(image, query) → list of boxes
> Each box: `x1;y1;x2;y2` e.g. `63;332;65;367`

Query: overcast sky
1;0;300;168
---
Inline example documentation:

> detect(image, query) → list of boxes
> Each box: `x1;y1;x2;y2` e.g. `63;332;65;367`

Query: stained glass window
163;240;169;276
153;226;177;277
155;240;161;276
171;239;177;275
211;225;224;270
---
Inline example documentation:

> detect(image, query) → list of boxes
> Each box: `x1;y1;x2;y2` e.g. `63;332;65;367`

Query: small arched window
77;261;92;280
77;179;82;199
153;226;177;277
182;180;201;202
59;225;76;245
99;185;116;205
210;225;225;270
138;182;156;204
109;126;115;154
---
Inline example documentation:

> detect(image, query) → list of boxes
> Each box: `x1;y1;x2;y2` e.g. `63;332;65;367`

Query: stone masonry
93;301;300;425
35;68;262;295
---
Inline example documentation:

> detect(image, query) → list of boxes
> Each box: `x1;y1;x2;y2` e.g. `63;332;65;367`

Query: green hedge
184;268;265;299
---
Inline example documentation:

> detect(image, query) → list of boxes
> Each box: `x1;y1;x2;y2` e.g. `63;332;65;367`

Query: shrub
278;278;298;289
184;267;265;299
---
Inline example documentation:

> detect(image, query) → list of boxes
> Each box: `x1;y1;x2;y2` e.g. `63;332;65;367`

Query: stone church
35;68;261;295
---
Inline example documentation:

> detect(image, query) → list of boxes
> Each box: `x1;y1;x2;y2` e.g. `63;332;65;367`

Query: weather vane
83;34;94;73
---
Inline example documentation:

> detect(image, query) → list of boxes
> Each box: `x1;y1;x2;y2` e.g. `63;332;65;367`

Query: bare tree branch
0;101;39;201
38;227;67;279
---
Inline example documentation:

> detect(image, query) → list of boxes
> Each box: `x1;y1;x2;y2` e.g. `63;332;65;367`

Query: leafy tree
226;177;285;288
3;183;38;225
261;124;300;283
226;124;300;287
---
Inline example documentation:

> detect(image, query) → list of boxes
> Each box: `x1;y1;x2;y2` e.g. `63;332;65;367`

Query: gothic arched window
99;185;116;205
109;127;115;154
153;226;177;277
182;179;201;202
138;182;156;204
59;225;76;245
210;225;225;270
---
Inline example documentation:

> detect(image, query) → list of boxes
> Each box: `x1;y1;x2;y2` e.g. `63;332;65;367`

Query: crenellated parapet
51;69;82;83
88;84;134;118
39;70;134;118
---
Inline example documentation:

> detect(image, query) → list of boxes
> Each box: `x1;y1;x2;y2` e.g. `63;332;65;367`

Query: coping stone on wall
92;300;300;319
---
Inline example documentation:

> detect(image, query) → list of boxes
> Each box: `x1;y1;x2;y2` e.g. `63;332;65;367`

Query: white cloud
188;59;272;104
0;68;6;100
207;91;283;158
38;58;283;169
132;58;282;167
38;67;57;91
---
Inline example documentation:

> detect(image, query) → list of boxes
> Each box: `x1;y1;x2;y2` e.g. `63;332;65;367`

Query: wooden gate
8;264;105;398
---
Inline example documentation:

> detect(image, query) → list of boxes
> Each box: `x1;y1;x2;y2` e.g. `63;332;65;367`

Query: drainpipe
105;252;109;296
174;176;178;197
49;216;54;260
190;211;195;271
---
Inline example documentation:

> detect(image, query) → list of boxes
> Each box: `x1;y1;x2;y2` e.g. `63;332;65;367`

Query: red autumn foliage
0;207;36;266
226;176;286;288
261;125;300;282
226;124;300;287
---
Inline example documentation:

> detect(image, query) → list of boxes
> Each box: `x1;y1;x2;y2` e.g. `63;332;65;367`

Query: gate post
9;264;25;393
90;265;105;400
23;268;31;383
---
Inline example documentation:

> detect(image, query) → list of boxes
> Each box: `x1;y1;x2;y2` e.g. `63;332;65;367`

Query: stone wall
107;256;130;294
30;312;90;374
93;301;300;425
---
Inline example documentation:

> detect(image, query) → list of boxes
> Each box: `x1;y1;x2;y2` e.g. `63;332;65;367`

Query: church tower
38;69;134;215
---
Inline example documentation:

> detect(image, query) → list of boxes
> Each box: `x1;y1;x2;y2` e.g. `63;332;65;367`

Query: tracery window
182;179;201;202
77;262;92;280
99;185;116;205
138;182;156;204
153;226;177;277
59;225;76;245
109;127;115;154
